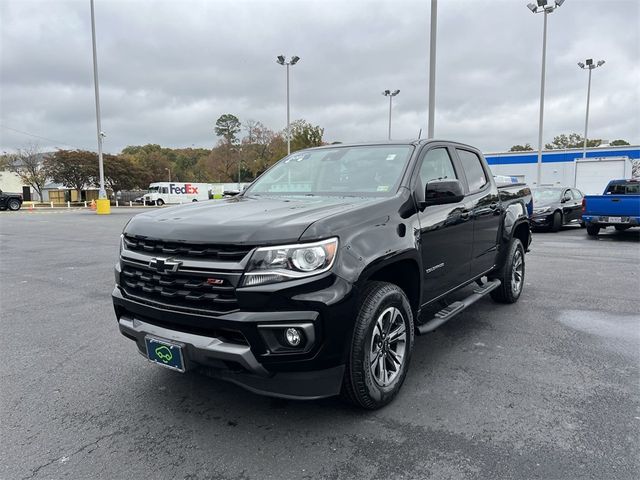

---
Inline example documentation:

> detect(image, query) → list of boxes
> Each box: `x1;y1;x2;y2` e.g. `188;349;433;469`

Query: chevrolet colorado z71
113;140;532;408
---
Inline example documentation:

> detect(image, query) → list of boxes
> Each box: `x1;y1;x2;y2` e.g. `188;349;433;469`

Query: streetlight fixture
526;0;566;186
276;55;300;155
382;90;400;140
578;58;605;159
90;0;109;214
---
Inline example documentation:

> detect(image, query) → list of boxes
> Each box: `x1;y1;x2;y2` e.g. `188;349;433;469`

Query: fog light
285;328;302;347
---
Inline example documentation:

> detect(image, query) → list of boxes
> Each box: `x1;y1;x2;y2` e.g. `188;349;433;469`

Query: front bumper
118;312;345;399
112;271;355;399
530;213;553;228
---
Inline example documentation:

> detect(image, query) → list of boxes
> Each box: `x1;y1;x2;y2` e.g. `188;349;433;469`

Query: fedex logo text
169;183;199;195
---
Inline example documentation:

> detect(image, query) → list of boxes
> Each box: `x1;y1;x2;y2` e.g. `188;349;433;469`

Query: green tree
289;119;324;152
509;143;534;152
610;139;630;146
215;114;241;145
104;154;146;191
120;144;174;186
545;133;601;150
45;150;98;202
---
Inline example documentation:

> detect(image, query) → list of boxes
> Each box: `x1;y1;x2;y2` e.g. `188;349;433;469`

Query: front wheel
550;211;562;232
7;199;21;211
341;282;414;409
490;238;525;304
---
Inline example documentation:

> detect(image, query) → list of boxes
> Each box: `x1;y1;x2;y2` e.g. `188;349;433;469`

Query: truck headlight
242;238;338;286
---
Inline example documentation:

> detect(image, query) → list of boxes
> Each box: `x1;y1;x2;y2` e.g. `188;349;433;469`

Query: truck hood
124;195;377;244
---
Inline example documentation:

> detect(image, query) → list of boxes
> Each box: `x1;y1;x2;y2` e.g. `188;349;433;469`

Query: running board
417;279;501;335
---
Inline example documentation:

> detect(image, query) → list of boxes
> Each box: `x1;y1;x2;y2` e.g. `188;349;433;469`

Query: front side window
456;149;487;192
420;148;457;186
246;145;413;197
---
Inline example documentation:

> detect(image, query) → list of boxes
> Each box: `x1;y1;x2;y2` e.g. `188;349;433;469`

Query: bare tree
7;144;48;201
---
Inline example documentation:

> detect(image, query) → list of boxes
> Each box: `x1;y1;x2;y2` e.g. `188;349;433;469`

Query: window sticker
386;154;397;161
377;185;390;192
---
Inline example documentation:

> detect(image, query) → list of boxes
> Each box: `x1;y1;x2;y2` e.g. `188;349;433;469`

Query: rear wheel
7;199;21;211
490;238;525;304
156;199;164;206
586;224;600;236
341;281;414;409
550;211;562;232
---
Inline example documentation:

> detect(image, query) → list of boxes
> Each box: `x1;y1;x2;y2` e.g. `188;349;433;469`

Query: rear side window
456;149;488;192
419;148;457;185
606;182;640;194
572;189;583;199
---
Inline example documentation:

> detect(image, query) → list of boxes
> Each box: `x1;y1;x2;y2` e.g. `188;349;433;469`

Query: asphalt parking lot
1;208;638;480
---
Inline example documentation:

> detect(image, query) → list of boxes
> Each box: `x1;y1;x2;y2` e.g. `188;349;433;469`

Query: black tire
586;224;600;236
550;211;562;232
156;199;165;206
341;281;414;409
192;199;198;202
489;238;525;304
7;199;22;211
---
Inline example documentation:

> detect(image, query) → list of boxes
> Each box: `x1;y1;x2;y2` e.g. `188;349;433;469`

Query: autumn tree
103;154;146;191
5;144;48;201
120;144;174;186
45;150;98;201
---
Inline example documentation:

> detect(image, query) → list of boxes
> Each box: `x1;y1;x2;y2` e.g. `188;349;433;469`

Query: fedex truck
144;182;210;206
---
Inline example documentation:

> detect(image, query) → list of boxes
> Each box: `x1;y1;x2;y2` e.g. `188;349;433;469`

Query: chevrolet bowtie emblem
149;257;182;274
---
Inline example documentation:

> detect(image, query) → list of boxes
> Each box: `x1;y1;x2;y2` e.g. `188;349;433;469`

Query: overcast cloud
1;0;638;154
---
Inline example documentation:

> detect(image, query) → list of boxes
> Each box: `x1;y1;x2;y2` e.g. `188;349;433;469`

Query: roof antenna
417;128;422;139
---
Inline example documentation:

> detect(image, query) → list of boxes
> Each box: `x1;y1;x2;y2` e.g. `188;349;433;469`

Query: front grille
123;235;252;262
120;264;239;314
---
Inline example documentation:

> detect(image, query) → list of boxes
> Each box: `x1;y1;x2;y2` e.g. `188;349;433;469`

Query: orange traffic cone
90;199;97;211
29;202;34;212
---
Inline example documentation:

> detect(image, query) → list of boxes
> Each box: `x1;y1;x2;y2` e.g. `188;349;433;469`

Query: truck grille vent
120;265;239;314
123;235;252;262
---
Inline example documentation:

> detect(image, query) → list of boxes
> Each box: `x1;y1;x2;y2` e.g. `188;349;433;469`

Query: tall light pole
276;55;300;155
526;0;566;186
165;167;171;182
90;0;108;214
382;90;400;140
427;0;437;139
578;59;605;159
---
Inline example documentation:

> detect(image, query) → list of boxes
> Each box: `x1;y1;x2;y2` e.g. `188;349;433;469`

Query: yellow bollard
96;198;110;215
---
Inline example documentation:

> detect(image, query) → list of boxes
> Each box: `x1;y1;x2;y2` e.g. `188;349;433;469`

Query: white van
144;182;210;206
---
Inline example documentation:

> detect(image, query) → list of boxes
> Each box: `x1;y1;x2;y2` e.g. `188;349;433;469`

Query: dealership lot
1;209;638;480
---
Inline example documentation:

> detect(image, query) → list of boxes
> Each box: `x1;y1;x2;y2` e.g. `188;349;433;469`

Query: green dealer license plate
145;336;185;372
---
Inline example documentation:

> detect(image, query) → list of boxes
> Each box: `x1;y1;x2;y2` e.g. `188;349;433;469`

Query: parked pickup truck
582;179;640;236
113;140;532;408
0;189;23;211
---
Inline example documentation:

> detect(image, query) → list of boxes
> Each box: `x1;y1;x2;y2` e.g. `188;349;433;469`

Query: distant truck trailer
144;182;211;206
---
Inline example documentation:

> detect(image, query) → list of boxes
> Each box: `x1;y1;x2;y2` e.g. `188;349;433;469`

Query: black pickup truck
113;140;532;408
0;189;23;211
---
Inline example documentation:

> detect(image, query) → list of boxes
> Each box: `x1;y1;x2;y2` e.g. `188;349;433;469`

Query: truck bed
582;194;640;217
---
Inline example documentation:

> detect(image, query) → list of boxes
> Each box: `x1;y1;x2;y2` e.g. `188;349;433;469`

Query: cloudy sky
1;0;638;154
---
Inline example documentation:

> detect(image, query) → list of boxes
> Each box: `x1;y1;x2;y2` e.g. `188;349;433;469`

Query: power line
0;124;82;150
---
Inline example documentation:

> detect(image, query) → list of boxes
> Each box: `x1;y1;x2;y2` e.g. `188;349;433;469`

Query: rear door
454;148;501;277
416;145;474;302
565;189;583;222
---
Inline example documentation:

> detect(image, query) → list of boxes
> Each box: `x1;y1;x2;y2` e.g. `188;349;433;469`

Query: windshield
532;188;562;202
245;145;413;197
148;186;159;193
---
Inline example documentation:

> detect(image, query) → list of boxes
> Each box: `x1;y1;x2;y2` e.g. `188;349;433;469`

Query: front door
417;146;474;303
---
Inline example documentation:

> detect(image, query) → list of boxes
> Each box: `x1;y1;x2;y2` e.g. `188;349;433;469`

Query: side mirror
421;179;465;208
